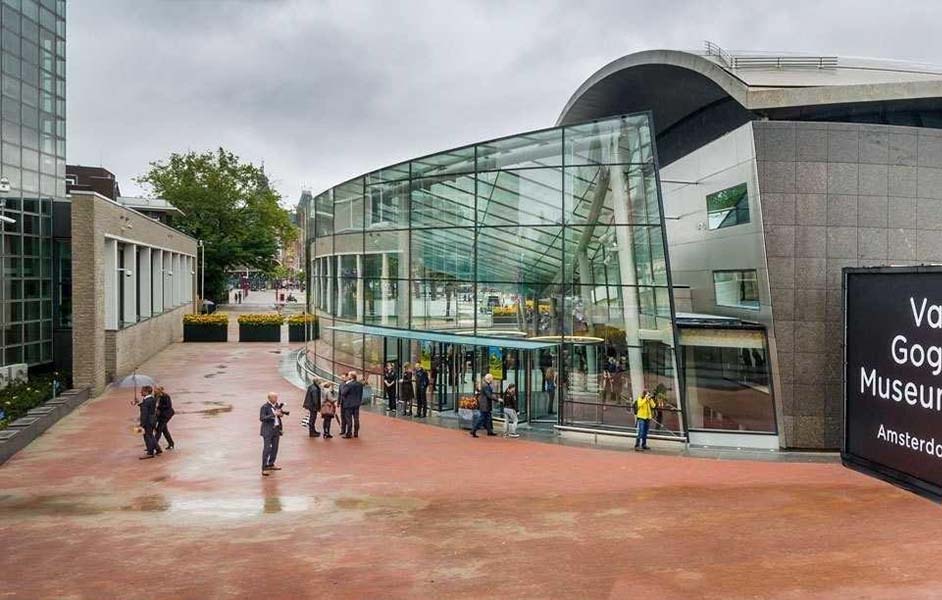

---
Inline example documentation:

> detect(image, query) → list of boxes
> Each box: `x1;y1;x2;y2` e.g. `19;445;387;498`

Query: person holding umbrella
138;385;160;459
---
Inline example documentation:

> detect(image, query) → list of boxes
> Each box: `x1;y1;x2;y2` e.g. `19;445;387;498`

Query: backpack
630;398;639;415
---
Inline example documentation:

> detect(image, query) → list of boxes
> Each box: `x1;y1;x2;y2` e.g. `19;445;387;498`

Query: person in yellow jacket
633;390;656;451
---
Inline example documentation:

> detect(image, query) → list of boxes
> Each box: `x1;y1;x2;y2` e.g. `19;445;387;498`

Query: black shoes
486;432;498;436
324;434;333;439
342;434;352;439
470;431;478;438
139;454;155;460
166;445;174;450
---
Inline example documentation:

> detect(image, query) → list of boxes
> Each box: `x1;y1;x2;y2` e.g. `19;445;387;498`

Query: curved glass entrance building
299;45;942;450
298;113;685;437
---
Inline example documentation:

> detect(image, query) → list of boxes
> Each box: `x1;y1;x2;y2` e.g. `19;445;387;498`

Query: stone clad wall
71;191;197;396
754;121;942;449
104;304;188;383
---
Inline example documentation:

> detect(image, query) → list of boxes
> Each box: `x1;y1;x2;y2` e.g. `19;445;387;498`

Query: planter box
491;316;518;324
288;324;305;342
239;324;282;342
184;324;228;342
458;408;479;430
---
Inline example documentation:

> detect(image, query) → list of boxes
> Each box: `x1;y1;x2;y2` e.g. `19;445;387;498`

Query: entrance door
529;346;559;422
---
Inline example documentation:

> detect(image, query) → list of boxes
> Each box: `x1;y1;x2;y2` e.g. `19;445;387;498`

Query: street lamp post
198;239;206;311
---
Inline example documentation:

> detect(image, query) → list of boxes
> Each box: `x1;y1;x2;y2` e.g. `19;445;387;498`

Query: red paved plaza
1;341;940;599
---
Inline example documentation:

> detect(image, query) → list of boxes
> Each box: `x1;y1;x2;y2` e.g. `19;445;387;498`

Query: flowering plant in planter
237;313;285;326
183;312;228;326
286;313;316;326
491;306;516;317
459;396;479;410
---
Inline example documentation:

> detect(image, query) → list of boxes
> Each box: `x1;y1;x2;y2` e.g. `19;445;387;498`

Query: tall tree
138;148;296;303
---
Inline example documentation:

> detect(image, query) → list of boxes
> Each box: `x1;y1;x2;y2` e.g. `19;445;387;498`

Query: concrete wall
104;304;188;383
71;191;197;395
754;120;942;449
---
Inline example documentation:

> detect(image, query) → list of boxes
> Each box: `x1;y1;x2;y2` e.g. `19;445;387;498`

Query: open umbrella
116;372;156;405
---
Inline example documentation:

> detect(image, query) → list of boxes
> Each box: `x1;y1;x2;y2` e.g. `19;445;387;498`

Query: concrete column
381;252;390;325
356;254;364;321
152;249;164;314
139;246;152;319
122;244;138;326
163;251;172;309
611;161;646;403
104;238;118;330
336;255;343;317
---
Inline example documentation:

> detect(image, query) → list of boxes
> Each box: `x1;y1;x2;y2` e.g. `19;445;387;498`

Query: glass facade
299;113;685;436
0;0;66;367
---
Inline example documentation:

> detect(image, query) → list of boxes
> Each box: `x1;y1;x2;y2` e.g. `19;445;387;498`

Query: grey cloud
67;0;942;204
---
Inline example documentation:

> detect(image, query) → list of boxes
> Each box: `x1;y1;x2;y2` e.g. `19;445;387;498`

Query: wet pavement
1;341;941;599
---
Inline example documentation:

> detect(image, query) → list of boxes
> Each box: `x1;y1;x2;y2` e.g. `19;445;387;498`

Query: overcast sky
67;0;942;206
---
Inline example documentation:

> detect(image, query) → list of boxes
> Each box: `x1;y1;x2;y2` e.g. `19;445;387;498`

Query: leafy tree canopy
138;148;296;302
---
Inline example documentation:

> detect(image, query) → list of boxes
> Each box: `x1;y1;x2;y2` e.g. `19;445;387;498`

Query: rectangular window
713;269;760;310
706;182;749;230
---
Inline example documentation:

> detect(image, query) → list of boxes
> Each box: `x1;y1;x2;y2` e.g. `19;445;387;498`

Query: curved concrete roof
557;49;942;125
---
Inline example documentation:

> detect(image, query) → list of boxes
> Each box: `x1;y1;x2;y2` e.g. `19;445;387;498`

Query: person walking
138;385;160;459
383;363;397;413
303;379;322;438
260;392;285;475
340;371;364;438
502;383;520;438
470;374;497;438
633;389;656;451
545;367;557;415
400;363;415;416
153;385;175;450
414;364;430;418
320;384;339;439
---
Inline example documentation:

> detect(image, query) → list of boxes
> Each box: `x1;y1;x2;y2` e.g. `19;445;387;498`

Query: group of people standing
257;373;364;477
300;372;364;441
383;362;430;418
135;385;175;459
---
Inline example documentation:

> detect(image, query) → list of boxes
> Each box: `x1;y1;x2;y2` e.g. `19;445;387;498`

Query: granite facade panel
752;121;942;449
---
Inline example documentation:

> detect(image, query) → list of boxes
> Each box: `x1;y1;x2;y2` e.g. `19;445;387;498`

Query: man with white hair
470;373;498;438
259;391;285;476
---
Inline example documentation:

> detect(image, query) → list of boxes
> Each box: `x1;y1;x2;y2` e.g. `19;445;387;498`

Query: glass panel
476;281;562;338
365;229;407;279
707;183;750;229
411;146;474;178
314;191;333;237
713;270;760;310
411;174;474;228
477;226;562;284
684;336;775;433
410;227;473;280
366;177;409;229
477;129;562;171
362;278;404;326
333;178;363;233
477;167;562;227
564;113;653;166
410;279;475;331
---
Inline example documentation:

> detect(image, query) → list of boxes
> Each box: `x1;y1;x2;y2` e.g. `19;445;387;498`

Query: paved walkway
1;342;940;599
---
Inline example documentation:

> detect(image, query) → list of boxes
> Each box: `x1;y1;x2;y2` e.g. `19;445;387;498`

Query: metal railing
704;41;838;70
733;55;838;70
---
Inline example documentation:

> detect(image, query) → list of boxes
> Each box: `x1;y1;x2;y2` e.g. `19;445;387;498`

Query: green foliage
0;373;69;431
137;148;297;302
237;313;285;326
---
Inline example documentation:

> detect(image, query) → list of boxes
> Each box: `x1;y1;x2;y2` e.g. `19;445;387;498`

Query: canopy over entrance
326;323;559;350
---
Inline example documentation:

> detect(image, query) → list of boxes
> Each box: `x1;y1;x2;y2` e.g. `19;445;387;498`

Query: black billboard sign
844;267;942;501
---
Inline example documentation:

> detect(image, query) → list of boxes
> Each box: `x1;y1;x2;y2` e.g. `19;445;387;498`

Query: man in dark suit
414;365;430;418
470;374;497;438
138;385;161;459
259;392;285;476
302;380;322;438
339;371;364;439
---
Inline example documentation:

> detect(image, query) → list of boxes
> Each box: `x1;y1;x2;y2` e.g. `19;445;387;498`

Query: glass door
529;346;559;422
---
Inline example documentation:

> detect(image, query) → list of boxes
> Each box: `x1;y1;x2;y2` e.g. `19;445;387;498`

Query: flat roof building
299;44;942;451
